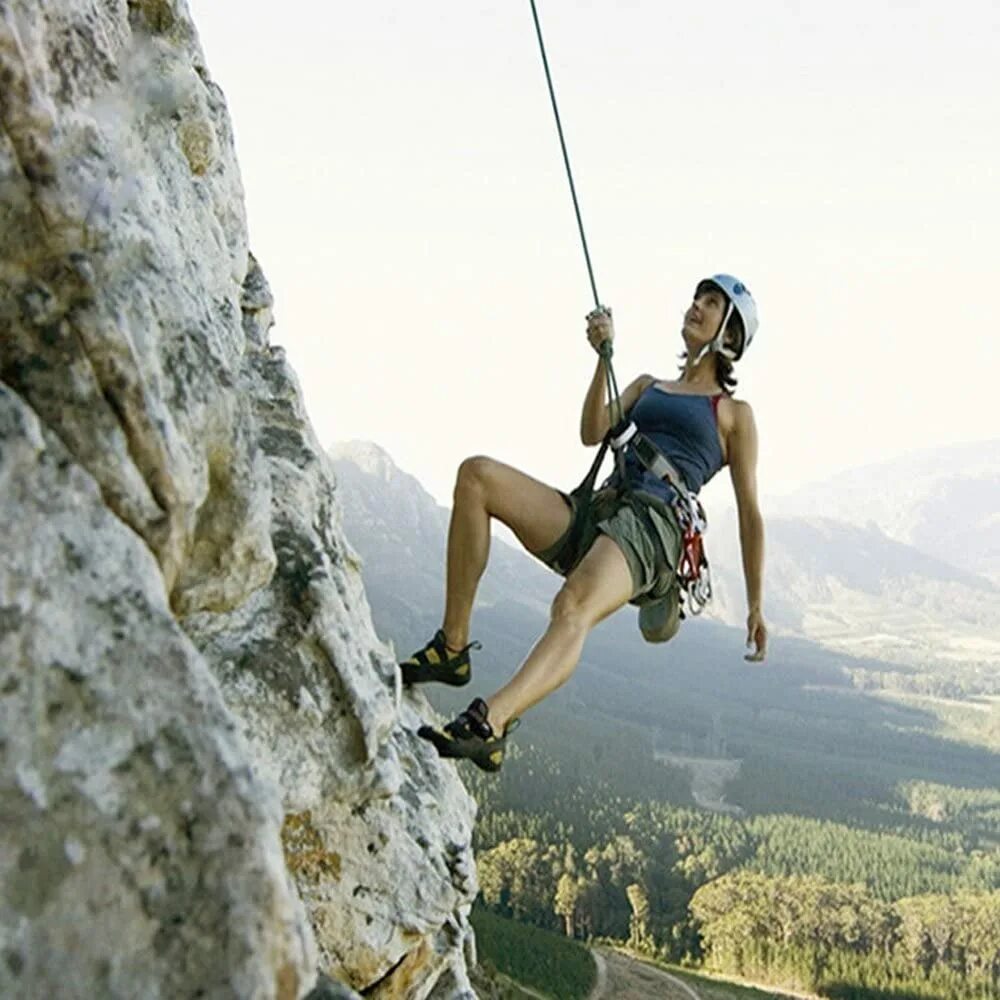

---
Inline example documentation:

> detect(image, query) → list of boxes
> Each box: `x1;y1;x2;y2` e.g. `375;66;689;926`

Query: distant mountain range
767;439;1000;583
332;440;1000;672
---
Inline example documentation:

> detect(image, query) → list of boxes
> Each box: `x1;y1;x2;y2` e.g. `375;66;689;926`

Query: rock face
0;2;477;998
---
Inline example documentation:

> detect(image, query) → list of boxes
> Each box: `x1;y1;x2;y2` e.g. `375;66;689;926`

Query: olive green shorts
536;487;682;605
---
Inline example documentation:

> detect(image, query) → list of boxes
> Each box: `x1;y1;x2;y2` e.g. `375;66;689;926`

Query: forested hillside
467;737;1000;999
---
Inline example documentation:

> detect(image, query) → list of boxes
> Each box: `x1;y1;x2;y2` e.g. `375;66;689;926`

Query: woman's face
682;284;729;349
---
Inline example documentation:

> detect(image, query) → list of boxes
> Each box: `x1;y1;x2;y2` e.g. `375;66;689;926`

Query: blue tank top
612;385;725;504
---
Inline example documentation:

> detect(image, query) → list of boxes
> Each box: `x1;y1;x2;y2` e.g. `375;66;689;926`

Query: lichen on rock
0;1;478;997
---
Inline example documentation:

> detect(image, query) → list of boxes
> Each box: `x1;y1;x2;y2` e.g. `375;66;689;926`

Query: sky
187;0;999;515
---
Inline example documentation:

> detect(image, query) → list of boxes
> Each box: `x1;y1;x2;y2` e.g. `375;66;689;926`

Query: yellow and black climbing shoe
418;698;518;773
399;629;481;687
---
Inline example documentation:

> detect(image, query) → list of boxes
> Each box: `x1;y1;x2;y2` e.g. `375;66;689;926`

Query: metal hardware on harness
677;500;713;616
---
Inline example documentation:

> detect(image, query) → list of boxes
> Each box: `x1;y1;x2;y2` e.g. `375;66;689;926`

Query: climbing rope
528;0;599;310
528;0;623;427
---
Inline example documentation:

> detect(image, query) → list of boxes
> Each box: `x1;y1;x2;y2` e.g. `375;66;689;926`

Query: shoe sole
400;661;472;687
418;725;504;772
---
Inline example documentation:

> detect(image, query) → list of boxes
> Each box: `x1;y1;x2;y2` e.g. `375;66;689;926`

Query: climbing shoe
418;698;518;773
638;590;681;643
399;629;480;687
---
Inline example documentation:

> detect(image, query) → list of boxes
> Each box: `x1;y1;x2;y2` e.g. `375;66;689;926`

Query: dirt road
590;948;701;1000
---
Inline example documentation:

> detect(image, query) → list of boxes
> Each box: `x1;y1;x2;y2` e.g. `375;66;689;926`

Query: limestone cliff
0;2;477;997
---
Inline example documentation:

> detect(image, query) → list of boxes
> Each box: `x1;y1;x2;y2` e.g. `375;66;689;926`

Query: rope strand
529;1;624;431
529;0;600;311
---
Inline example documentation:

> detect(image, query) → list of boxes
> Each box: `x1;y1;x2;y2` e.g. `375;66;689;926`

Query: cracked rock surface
0;1;477;997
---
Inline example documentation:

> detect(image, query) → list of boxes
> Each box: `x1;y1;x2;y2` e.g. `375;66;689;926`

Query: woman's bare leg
441;456;572;649
484;534;633;732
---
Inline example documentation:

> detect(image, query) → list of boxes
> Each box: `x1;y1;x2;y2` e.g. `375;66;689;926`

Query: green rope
529;0;600;309
529;0;625;426
601;348;623;427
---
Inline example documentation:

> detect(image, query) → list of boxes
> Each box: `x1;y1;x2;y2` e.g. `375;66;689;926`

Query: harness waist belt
630;433;689;499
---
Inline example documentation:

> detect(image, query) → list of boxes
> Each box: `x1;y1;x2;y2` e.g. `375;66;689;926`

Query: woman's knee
454;455;495;500
552;536;634;629
550;581;596;633
453;457;570;554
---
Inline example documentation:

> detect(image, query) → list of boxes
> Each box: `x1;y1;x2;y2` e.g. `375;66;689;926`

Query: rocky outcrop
0;2;477;997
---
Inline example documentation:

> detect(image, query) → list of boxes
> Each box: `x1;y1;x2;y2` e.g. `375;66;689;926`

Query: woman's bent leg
441;456;572;649
484;534;633;732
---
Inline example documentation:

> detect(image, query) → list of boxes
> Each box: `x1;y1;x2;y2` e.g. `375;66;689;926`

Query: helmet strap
710;302;736;360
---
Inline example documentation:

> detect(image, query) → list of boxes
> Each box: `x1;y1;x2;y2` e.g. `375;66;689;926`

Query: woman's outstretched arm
727;401;768;661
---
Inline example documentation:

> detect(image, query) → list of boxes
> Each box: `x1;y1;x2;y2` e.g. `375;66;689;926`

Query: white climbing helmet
696;274;759;362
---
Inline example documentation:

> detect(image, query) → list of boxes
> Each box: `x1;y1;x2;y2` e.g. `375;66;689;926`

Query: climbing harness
563;418;714;618
528;0;713;619
630;434;713;615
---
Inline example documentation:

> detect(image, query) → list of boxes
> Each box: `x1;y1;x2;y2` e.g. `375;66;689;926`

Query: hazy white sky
188;0;998;514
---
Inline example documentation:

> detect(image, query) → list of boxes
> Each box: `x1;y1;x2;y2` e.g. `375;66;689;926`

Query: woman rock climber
403;275;767;771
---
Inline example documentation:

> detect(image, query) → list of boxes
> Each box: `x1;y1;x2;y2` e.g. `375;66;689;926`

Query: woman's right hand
586;305;614;354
